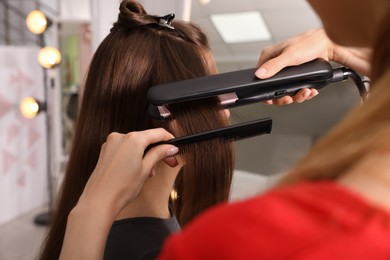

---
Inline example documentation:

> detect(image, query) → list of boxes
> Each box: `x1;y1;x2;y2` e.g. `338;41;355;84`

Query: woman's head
83;0;214;136
307;0;390;47
40;1;234;259
81;0;233;225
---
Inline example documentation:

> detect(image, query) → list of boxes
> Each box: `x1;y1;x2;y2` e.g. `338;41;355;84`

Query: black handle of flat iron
226;67;368;108
228;79;329;108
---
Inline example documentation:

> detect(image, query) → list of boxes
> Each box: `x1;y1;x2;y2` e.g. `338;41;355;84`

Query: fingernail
166;146;179;157
255;68;267;78
308;90;319;99
302;89;310;98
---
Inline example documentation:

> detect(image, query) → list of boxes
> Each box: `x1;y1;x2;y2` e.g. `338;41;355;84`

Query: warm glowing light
20;97;41;119
38;47;62;69
170;189;178;200
26;10;48;34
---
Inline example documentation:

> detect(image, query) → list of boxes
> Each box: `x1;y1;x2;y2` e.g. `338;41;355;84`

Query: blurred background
0;0;360;259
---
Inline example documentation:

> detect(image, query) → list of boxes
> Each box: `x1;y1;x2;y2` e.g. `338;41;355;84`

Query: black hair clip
158;13;175;29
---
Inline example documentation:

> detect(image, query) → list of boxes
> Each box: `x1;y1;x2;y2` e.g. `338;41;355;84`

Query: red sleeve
159;181;390;259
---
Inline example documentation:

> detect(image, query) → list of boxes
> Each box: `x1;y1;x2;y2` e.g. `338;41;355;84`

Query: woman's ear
162;157;179;168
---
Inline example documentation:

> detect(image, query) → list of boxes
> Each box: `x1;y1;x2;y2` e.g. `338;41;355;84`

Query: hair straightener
145;117;272;154
145;58;368;153
147;58;368;120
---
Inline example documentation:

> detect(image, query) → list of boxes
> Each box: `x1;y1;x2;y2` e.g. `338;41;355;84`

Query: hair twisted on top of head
111;0;169;32
110;0;209;49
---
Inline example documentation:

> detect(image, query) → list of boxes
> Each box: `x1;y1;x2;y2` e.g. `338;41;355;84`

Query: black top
103;211;181;260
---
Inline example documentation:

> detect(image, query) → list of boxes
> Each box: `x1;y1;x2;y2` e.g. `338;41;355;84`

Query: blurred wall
0;47;47;225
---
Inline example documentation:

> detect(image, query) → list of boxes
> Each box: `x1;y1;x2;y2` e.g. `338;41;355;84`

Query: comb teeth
166;138;233;158
165;139;226;158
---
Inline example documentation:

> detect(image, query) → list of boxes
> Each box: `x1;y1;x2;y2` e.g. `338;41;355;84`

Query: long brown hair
278;6;390;186
39;1;234;259
371;8;390;83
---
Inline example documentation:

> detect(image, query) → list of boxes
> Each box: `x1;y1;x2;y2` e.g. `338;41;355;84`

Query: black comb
145;117;272;154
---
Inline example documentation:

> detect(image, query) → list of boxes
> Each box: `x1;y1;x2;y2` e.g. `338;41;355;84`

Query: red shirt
159;181;390;259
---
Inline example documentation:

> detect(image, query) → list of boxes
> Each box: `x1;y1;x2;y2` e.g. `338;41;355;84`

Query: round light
20;97;40;119
26;10;48;35
38;47;62;69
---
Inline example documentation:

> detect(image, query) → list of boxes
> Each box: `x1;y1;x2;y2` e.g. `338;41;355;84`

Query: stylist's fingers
264;88;319;105
92;132;122;174
85;129;176;206
291;88;319;103
256;49;293;79
256;42;283;68
270;96;293;106
143;144;179;172
134;128;179;170
125;129;173;159
93;128;175;182
256;29;335;80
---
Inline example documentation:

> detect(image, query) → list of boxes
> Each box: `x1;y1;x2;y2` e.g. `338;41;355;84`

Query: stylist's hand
256;28;372;105
79;128;179;219
60;129;179;260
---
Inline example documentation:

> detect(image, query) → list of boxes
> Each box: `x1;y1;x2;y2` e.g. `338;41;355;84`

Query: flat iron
147;58;368;120
145;58;368;152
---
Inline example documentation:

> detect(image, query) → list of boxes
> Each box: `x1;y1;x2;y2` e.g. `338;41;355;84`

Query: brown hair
39;1;233;259
278;6;390;186
169;100;234;225
371;8;390;83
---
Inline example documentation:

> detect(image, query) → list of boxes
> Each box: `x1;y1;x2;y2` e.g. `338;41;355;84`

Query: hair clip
158;13;175;29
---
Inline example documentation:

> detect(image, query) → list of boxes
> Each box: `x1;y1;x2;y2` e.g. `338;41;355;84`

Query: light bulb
20;97;40;119
38;47;62;69
26;10;48;35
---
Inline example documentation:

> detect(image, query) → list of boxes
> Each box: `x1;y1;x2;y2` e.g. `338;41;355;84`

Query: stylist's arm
257;28;372;105
59;128;179;260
